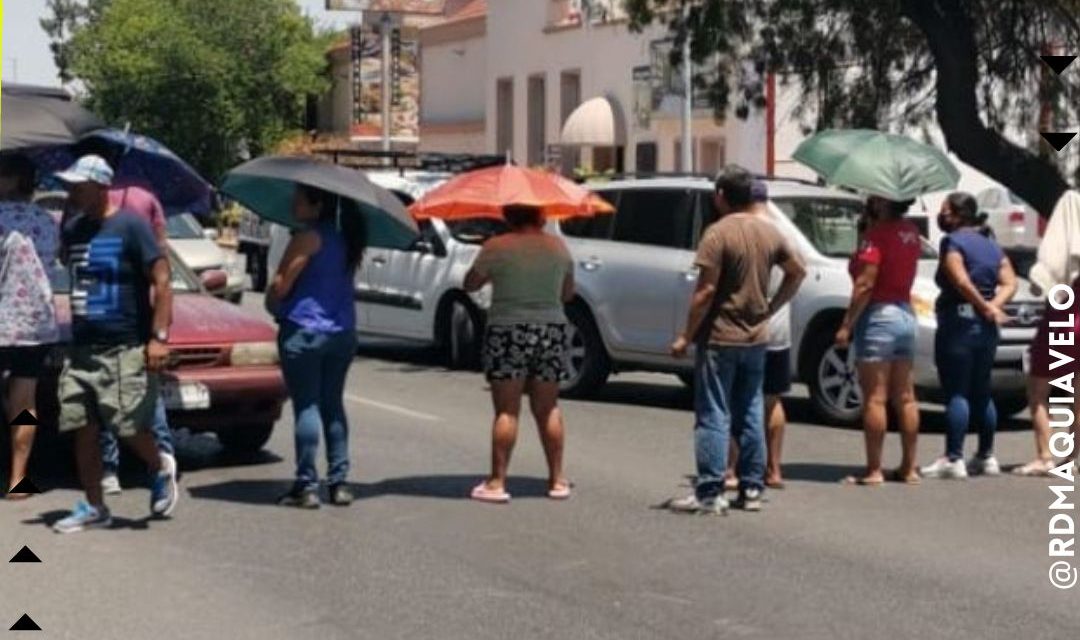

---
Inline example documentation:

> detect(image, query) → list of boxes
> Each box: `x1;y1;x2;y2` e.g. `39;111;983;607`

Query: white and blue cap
55;154;114;187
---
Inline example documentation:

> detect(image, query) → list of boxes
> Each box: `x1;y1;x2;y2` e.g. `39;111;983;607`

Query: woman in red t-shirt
836;196;922;485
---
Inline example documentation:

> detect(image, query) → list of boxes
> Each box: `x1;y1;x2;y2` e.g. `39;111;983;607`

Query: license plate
162;381;211;410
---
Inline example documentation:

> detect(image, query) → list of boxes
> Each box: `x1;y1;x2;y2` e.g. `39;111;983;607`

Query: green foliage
52;0;332;181
626;0;1079;214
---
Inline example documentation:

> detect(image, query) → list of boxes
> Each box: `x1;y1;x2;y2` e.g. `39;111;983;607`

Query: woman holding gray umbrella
222;156;419;509
266;185;365;509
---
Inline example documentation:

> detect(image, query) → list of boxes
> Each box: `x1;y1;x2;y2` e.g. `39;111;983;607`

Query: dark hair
296;184;366;272
0;153;38;197
883;198;915;220
503;204;544;230
72;138;121;171
945;191;986;227
714;165;754;210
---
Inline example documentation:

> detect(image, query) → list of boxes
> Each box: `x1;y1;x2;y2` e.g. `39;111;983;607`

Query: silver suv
559;175;1037;424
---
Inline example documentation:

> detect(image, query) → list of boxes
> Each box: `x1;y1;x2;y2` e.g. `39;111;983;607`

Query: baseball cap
55;154;114;187
751;179;768;203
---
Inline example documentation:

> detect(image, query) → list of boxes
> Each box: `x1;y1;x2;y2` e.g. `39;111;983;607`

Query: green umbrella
793;129;960;201
221;156;418;250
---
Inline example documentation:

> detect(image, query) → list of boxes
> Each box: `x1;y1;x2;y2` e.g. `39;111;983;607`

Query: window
699;139;724;176
559;70;582;174
496;78;514;158
166;213;205;240
635;142;658;173
611;188;694;249
561;190;617;239
527;75;547;166
446;218;509;245
772;197;937;259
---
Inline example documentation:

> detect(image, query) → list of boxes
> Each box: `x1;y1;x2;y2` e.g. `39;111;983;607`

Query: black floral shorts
482;323;571;383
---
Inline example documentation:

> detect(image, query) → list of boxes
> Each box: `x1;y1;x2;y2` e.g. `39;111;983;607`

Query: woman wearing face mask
837;196;921;485
921;193;1017;480
267;185;365;509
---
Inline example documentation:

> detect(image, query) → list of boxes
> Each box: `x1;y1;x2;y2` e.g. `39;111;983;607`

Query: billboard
350;24;420;142
326;0;370;10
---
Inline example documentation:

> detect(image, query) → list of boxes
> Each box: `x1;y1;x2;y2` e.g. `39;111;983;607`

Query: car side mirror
414;240;436;254
200;269;228;291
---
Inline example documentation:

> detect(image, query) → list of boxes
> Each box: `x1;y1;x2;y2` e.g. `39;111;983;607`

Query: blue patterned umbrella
30;129;212;216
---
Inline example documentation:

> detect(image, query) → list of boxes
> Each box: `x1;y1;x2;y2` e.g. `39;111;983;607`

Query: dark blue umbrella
30;129;213;216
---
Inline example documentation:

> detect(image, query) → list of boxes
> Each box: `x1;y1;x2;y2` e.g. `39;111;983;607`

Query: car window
562;189;617;240
773;197;937;259
610;188;694;249
166;213;205;240
445;218;508;245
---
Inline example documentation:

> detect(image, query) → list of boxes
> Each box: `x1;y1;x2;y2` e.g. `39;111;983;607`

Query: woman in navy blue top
267;184;365;508
922;192;1017;481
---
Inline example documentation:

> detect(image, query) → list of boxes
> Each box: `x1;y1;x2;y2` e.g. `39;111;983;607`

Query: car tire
995;395;1028;419
561;303;610;398
216;423;274;454
445;298;482;371
806;325;862;426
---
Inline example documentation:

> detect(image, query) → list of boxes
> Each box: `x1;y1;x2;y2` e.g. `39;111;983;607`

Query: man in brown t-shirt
668;165;805;514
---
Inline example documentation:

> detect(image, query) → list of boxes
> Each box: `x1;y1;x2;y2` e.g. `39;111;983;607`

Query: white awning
560;96;626;147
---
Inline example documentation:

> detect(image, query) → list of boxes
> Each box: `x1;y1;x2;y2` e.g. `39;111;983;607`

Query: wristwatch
153;329;169;343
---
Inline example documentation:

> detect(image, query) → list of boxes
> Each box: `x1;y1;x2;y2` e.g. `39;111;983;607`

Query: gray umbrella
221;155;419;250
1;89;105;150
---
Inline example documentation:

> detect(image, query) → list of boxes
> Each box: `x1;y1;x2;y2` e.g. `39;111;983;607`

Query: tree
39;0;109;83
626;0;1080;216
49;0;333;180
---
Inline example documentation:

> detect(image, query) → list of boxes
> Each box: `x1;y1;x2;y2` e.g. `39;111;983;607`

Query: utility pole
680;4;693;173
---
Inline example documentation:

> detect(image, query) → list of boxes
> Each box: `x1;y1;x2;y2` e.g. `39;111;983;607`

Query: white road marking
345;394;442;422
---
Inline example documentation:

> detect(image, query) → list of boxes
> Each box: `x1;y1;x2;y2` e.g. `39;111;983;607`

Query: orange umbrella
408;164;614;220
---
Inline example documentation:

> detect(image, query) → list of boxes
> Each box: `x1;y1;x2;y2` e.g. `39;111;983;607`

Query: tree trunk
902;0;1070;217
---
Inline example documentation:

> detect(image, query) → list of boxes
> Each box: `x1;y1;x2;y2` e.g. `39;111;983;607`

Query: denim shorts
853;303;916;362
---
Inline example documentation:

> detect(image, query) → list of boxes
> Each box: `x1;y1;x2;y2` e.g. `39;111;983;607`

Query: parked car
975;186;1044;249
33;249;287;453
564;176;1038;423
167;212;246;304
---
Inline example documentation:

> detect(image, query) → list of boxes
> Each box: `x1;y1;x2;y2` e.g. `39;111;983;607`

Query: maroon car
35;252;286;453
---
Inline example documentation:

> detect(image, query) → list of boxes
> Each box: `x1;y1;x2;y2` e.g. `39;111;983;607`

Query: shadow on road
22;509;154;531
188;475;554;506
781;463;866;484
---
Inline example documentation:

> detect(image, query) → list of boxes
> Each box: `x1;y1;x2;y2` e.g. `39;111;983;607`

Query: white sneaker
921;457;969;480
968;455;1001;477
101;473;122;496
666;493;728;515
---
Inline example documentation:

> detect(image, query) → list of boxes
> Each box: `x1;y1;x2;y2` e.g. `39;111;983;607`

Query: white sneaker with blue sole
54;501;112;534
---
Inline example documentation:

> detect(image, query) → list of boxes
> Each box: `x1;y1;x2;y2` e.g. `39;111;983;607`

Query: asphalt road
1;294;1077;639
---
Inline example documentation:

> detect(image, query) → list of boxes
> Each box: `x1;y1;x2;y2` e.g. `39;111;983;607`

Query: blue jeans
935;311;999;461
854;303;917;362
693;344;766;499
100;393;174;474
279;322;357;491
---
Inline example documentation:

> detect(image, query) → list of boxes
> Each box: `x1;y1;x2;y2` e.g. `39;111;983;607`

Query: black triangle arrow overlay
10;410;39;426
10;614;41;631
9;546;41;563
1041;55;1077;75
1040;132;1078;152
8;478;41;495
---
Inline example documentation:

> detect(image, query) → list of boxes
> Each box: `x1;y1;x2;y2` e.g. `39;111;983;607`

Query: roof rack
310;148;506;175
583;171;823;188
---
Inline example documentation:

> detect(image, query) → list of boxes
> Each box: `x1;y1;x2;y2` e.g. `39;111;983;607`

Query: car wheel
995;395;1029;419
807;330;863;426
216;423;274;453
561;304;610;397
446;298;482;371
